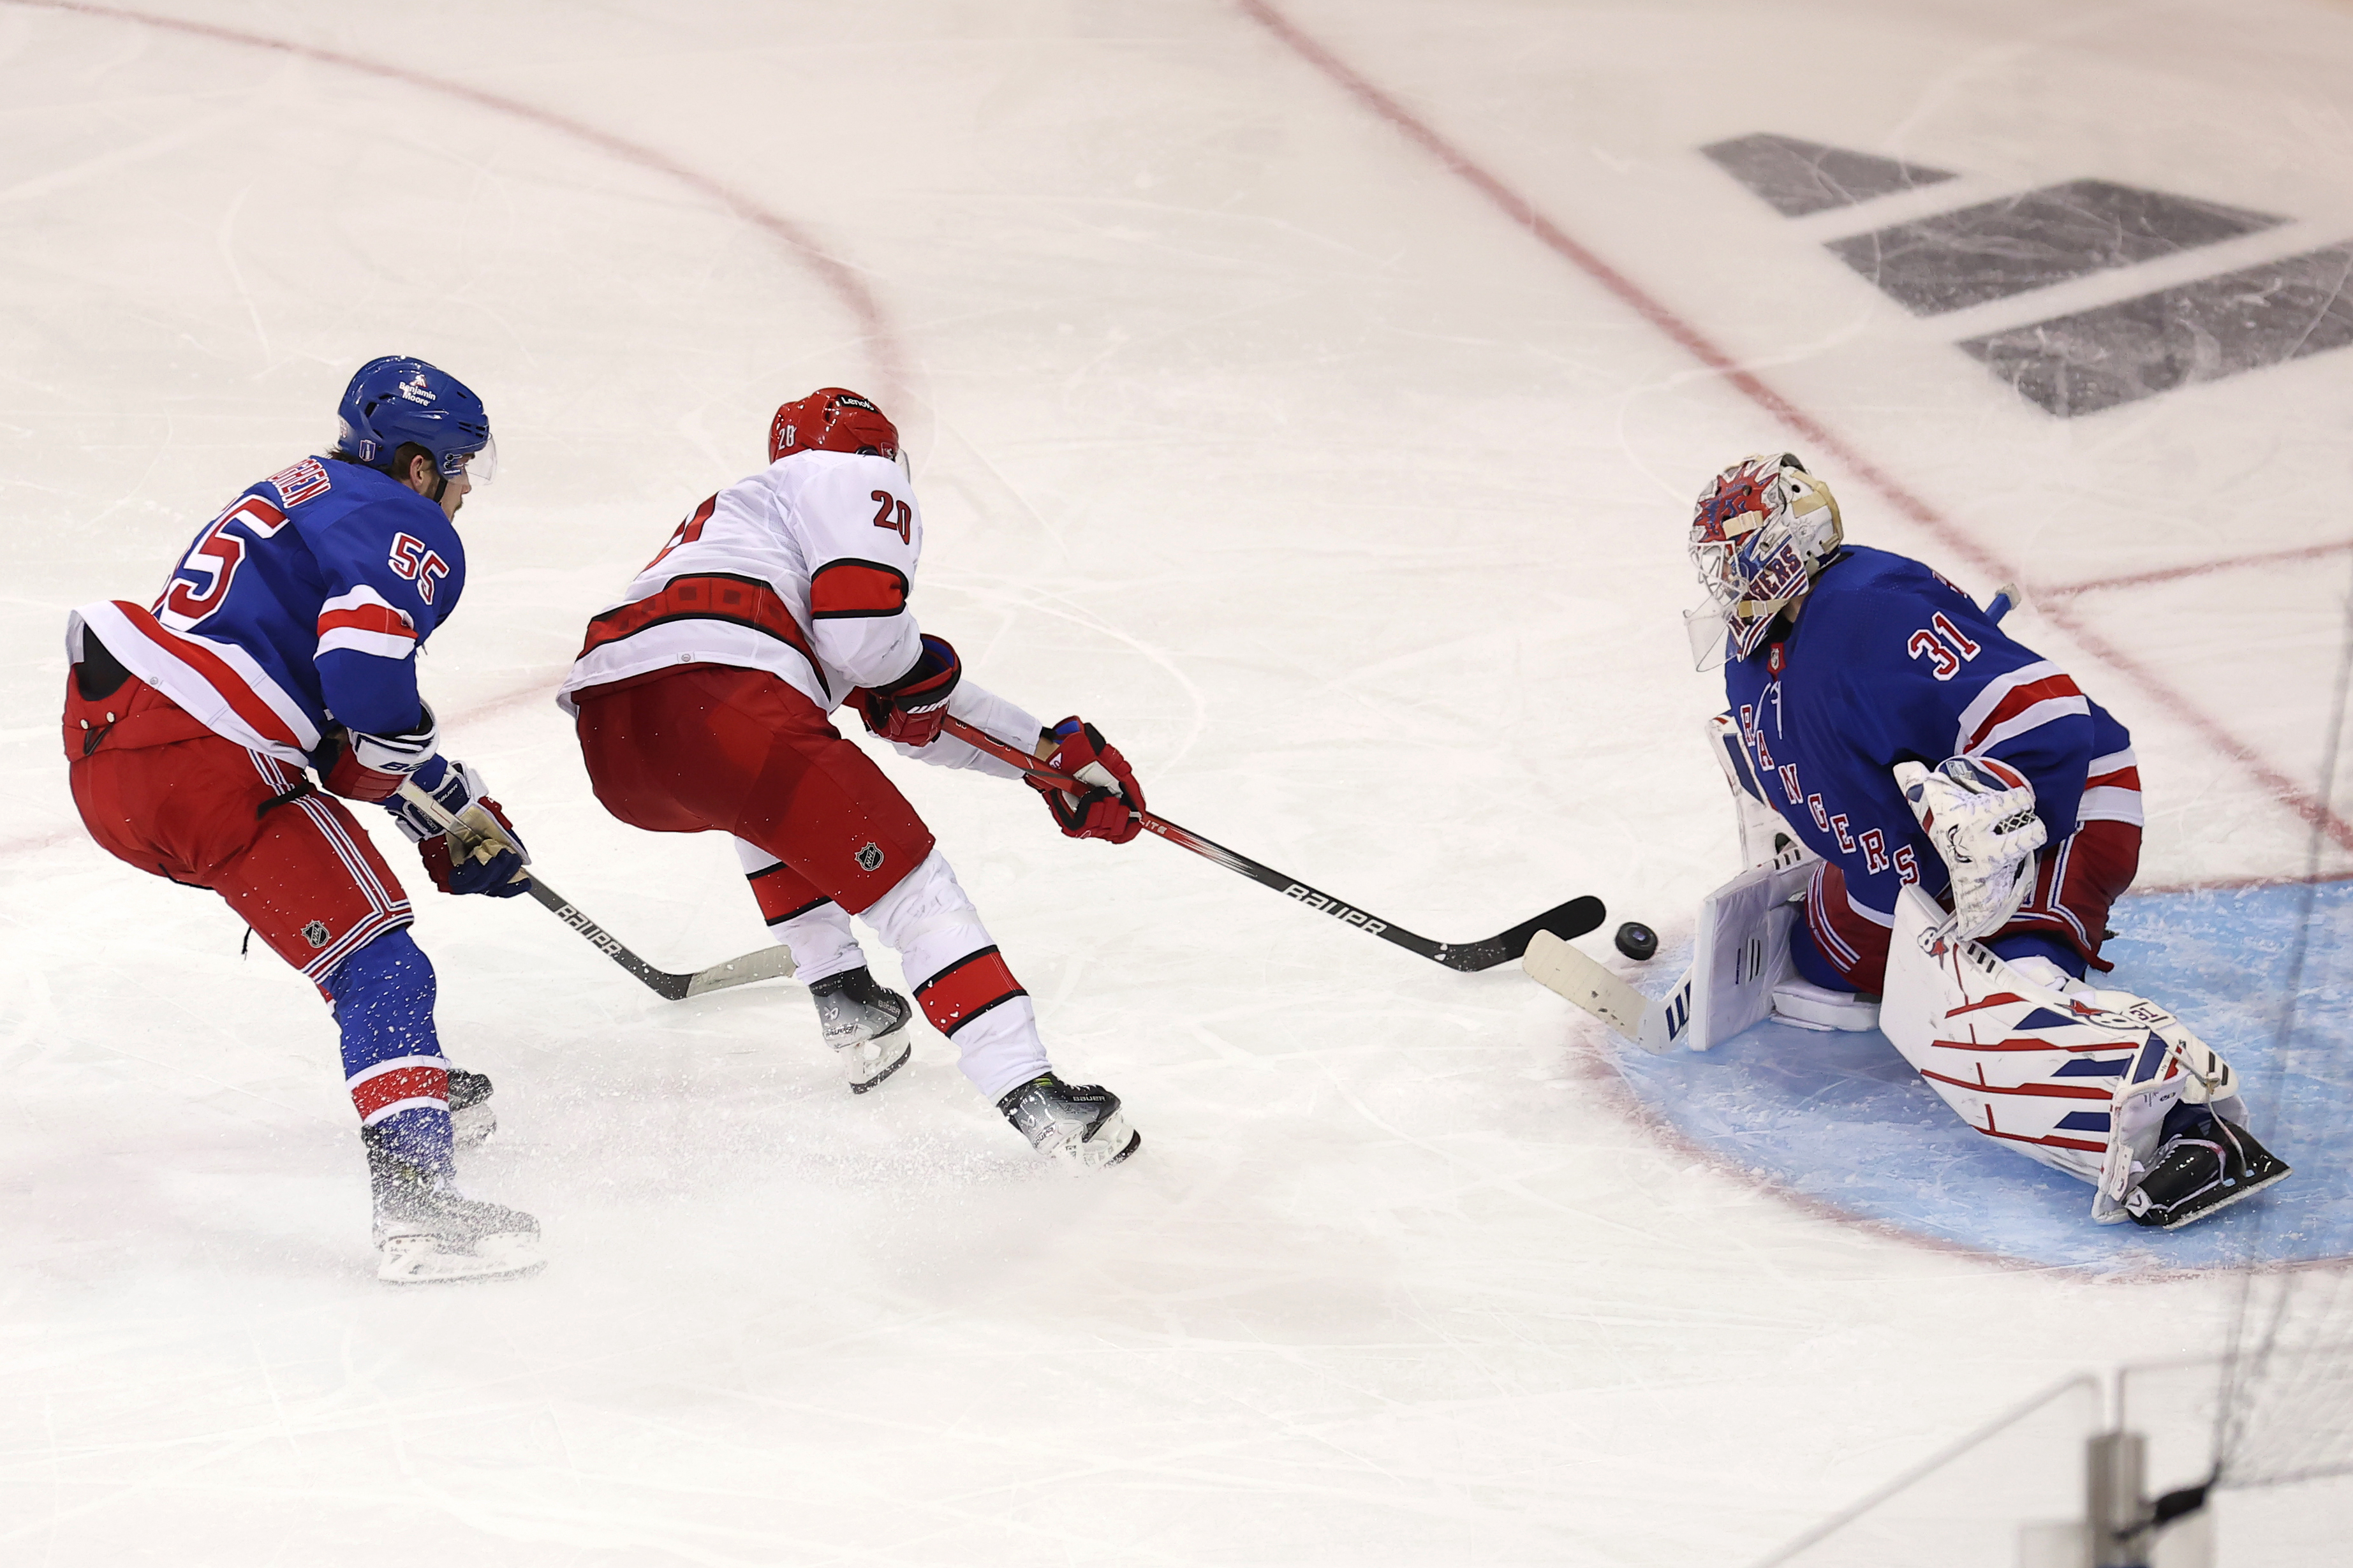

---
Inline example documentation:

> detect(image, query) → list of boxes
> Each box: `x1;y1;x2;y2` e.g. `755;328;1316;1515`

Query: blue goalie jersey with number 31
1719;545;2141;927
66;457;465;764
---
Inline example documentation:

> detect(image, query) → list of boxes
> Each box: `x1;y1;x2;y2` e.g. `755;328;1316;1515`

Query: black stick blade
1435;896;1607;972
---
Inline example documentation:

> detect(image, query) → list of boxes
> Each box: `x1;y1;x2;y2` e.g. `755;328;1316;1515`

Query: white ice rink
4;1;2352;1562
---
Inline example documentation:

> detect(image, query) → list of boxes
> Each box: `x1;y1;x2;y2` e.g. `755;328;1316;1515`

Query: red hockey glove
1028;717;1146;844
853;634;961;747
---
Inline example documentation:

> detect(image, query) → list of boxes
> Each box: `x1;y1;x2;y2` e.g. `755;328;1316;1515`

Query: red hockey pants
571;665;936;916
64;672;413;990
1803;817;2143;994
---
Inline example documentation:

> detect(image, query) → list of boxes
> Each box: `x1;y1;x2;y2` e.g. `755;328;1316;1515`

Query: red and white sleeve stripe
2076;747;2145;826
316;587;418;661
1953;660;2090;756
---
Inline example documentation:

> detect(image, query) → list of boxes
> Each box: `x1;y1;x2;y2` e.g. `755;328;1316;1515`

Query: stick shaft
941;717;1600;969
397;779;790;999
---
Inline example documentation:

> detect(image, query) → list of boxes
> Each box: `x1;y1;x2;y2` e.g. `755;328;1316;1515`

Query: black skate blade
848;1032;913;1095
2146;1160;2294;1231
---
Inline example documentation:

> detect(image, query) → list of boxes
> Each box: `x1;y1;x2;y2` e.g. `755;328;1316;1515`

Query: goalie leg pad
1880;885;2248;1222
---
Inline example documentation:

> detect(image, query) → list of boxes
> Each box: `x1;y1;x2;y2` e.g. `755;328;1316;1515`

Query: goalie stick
394;779;797;1002
942;717;1603;971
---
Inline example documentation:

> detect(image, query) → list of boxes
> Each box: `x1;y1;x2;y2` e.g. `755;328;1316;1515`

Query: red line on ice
2042;538;2353;600
1238;0;2353;856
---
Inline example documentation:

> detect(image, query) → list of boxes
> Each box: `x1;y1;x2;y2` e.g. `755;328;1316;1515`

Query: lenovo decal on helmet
768;386;901;467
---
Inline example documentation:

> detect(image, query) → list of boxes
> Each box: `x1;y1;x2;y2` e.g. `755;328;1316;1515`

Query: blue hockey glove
387;754;531;898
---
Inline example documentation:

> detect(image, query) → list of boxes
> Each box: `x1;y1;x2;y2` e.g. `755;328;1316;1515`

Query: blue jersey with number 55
67;456;465;765
1718;545;2139;925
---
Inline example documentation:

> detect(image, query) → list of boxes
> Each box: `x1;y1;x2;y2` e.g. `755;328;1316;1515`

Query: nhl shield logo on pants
855;842;884;872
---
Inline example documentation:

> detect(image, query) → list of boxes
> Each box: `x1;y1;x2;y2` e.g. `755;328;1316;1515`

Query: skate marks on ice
1590;883;2353;1275
1706;133;2353;416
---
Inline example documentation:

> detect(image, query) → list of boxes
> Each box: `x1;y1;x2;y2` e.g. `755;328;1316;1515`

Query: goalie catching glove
1031;717;1146;844
1895;755;2046;939
387;754;531;898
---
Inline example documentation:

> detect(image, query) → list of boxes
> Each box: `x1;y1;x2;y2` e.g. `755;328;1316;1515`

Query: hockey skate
2125;1115;2292;1230
448;1067;496;1147
996;1073;1141;1171
365;1125;543;1284
808;966;913;1093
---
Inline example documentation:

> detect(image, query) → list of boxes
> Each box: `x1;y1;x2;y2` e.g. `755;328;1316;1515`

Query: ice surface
1608;884;2353;1274
2;1;2351;1564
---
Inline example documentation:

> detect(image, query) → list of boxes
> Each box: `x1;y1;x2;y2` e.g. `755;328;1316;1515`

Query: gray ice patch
1701;133;1955;218
1829;179;2282;314
1963;242;2353;416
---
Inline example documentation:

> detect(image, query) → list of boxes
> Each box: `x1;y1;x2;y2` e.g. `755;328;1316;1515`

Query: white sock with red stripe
735;839;867;983
859;850;1050;1101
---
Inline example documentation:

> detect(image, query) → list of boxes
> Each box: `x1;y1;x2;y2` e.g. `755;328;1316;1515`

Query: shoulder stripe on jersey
809;559;911;620
107;600;310;750
1971;694;2091;756
1958;668;2088;754
580;573;825;691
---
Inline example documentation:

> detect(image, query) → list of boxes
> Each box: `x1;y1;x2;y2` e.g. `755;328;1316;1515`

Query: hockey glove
852;634;961;747
312;707;439;803
1029;717;1146;844
1894;756;2047;940
386;754;532;898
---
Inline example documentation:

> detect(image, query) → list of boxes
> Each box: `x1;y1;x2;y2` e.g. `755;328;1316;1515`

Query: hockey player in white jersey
561;388;1142;1169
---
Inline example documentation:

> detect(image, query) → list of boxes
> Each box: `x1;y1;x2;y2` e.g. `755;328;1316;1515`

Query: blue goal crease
1602;883;2353;1273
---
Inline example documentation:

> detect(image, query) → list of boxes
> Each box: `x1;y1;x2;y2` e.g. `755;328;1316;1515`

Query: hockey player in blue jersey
64;356;541;1282
1681;453;2287;1231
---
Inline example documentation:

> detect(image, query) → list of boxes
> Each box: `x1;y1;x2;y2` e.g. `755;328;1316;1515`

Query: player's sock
860;850;1053;1101
739;839;867;983
327;930;453;1179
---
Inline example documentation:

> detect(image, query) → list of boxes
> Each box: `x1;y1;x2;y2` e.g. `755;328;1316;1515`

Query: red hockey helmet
768;387;899;464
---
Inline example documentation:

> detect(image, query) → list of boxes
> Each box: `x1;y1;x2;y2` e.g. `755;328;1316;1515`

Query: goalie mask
1686;453;1843;667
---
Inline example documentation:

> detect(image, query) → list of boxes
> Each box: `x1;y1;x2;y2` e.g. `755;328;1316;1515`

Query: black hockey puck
1613;921;1658;962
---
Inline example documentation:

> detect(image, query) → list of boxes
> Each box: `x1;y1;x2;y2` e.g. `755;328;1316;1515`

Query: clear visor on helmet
443;436;496;487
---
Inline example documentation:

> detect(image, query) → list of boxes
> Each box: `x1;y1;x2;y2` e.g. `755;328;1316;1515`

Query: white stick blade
682;945;799;999
1524;932;1650;1041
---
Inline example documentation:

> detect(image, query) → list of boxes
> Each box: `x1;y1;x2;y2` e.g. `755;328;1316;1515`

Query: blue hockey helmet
334;356;496;483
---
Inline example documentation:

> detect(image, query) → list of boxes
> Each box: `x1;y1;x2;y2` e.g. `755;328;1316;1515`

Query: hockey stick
393;779;796;1002
941;717;1603;971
